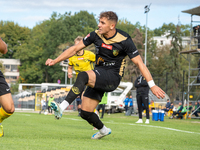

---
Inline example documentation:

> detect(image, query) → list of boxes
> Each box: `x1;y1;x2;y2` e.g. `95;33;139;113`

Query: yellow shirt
149;102;155;108
68;50;95;77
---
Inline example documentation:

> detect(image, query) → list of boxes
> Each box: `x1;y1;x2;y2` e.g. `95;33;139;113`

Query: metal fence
12;92;77;111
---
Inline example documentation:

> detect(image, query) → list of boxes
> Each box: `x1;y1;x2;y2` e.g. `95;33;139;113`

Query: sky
0;0;200;30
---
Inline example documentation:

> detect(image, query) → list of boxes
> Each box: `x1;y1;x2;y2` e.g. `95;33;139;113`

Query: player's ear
110;23;115;30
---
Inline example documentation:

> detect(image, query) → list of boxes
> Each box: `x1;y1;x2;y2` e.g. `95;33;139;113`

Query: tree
117;19;136;38
0;21;31;58
153;23;190;36
122;28;145;83
14;11;98;84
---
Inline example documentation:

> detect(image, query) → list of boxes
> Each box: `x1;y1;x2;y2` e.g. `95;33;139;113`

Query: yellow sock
0;107;12;123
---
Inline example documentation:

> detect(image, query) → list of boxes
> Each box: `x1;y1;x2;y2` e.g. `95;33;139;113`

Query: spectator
170;102;183;119
193;102;199;117
48;94;54;114
188;102;193;113
97;93;107;119
134;75;150;124
177;102;193;119
125;95;134;116
162;99;171;113
39;97;46;114
169;102;174;110
149;100;155;114
124;96;129;112
129;95;133;108
167;102;174;116
193;25;200;49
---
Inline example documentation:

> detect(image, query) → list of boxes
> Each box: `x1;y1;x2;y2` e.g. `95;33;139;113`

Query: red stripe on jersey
77;57;84;60
101;43;112;50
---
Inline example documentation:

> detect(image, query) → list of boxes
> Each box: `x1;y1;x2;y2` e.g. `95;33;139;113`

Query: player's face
98;17;113;35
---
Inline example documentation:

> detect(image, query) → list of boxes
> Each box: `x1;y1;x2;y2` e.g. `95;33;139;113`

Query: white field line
17;113;200;135
62;117;200;135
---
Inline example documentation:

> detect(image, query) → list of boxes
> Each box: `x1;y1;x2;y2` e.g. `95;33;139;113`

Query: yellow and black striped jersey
68;50;95;77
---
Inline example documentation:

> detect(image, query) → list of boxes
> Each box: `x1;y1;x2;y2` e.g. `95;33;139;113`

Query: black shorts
83;67;121;101
0;71;11;96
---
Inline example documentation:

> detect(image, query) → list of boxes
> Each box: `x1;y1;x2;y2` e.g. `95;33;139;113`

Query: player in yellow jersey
68;36;95;116
68;36;95;78
0;37;15;137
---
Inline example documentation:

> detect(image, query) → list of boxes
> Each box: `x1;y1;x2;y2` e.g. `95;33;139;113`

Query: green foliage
117;19;137;37
1;112;200;150
0;21;31;58
153;23;190;36
122;28;144;83
0;60;5;74
6;11;97;84
10;83;19;94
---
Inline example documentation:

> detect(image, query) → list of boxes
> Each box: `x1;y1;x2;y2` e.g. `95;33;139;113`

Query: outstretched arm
0;38;8;54
45;40;86;66
131;55;165;99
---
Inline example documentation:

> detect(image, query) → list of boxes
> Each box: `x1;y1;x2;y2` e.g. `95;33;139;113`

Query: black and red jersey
83;29;139;77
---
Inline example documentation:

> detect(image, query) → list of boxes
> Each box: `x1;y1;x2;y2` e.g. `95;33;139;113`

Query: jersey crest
113;50;119;56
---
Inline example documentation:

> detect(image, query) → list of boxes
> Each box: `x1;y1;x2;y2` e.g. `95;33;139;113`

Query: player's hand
45;59;56;66
151;85;165;99
68;73;73;78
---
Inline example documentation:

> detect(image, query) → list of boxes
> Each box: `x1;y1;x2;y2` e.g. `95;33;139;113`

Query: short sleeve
83;31;96;47
123;36;139;59
68;58;72;66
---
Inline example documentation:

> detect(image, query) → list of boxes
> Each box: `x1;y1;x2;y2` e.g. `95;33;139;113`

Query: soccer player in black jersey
0;38;15;137
46;11;165;139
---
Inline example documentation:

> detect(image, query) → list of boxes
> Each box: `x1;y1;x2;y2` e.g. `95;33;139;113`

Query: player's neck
104;28;116;39
77;49;84;56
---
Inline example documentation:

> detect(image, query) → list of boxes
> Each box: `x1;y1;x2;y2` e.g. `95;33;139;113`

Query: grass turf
1;111;200;150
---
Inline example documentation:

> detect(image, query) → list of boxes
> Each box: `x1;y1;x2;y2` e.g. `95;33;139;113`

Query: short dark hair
99;11;118;24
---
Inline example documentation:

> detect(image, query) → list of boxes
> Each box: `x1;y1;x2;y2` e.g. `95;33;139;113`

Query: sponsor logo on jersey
84;33;90;40
102;62;115;66
113;50;119;56
95;69;100;75
77;57;84;60
101;43;112;50
72;86;80;95
132;50;138;55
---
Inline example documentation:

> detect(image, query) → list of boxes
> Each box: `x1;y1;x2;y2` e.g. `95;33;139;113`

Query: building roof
182;6;200;16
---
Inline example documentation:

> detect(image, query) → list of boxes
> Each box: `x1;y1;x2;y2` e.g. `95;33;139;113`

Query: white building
152;36;190;48
0;59;21;84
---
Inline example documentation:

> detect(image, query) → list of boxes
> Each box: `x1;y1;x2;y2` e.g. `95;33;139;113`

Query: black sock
80;110;104;129
65;72;88;104
78;108;81;114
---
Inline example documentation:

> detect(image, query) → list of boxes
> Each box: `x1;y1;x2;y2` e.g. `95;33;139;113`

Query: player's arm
0;38;8;54
45;40;86;66
131;55;165;99
68;65;73;78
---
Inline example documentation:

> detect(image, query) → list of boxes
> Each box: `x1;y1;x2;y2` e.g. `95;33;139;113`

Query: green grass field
1;111;200;150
